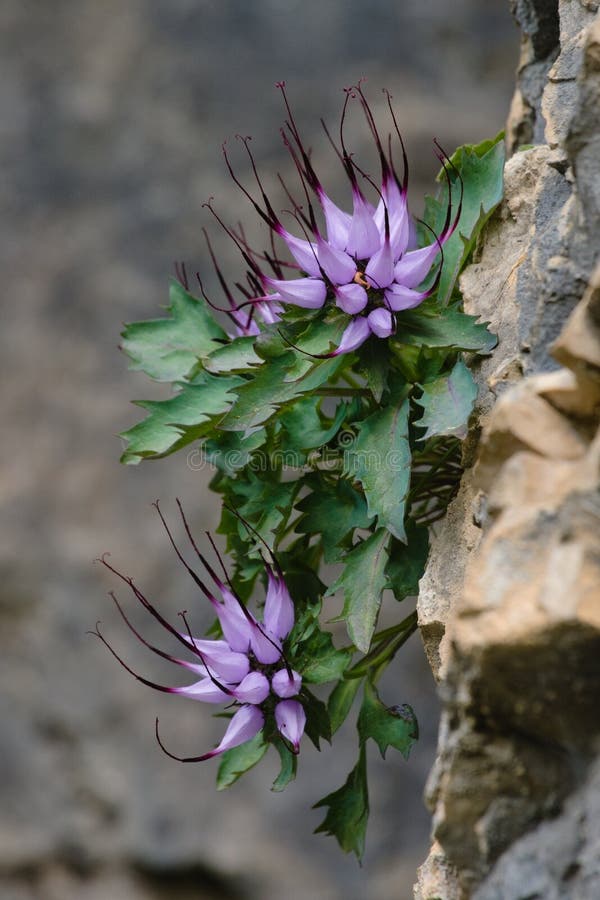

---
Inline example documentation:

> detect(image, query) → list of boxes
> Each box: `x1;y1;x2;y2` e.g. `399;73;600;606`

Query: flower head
196;82;462;355
93;501;304;762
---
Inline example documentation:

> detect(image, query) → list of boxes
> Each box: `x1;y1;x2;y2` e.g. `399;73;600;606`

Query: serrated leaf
422;133;505;304
327;529;390;653
385;524;430;601
120;372;244;464
357;681;418;759
357;339;390;402
279;397;348;453
216;732;268;790
415;358;478;440
283;315;348;356
201;428;267;475
301;687;332;749
294;627;352;685
221;352;345;432
328;677;363;735
393;308;497;353
204;336;263;374
121;281;227;382
345;399;411;542
271;739;298;792
295;476;374;563
314;745;369;860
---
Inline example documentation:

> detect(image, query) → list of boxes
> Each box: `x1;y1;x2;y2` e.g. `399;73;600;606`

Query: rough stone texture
0;3;519;900
416;2;600;898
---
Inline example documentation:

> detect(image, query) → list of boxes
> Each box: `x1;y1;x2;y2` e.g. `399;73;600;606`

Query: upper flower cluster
194;82;462;353
94;501;305;761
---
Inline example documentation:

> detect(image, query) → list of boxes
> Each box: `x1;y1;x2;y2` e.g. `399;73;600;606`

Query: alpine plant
93;501;305;761
195;81;463;353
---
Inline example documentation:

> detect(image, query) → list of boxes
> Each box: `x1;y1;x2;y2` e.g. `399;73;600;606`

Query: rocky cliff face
415;2;600;897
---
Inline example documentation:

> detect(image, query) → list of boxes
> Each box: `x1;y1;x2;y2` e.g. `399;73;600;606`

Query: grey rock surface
0;2;517;900
416;2;600;898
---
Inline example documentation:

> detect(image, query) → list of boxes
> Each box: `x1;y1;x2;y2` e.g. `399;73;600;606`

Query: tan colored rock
529;367;600;419
414;840;462;900
417;3;600;896
553;263;600;374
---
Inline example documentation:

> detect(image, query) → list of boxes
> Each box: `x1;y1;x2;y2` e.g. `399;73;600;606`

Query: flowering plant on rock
100;83;505;859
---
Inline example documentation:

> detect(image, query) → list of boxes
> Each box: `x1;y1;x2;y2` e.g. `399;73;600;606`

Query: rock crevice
415;2;600;897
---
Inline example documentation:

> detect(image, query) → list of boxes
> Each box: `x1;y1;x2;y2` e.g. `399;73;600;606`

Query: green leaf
201;428;267;475
216;733;269;790
345;398;411;542
393;307;497;353
422;133;505;304
357;681;418;759
301;687;332;749
295;476;374;563
385;524;430;601
415;358;478;440
294;626;353;685
357;340;390;403
314;745;369;860
327;529;390;653
271;739;298;792
221;352;345;432
121;281;227;382
328;677;363;735
204;335;263;374
232;475;299;549
120;372;244;464
279;397;347;453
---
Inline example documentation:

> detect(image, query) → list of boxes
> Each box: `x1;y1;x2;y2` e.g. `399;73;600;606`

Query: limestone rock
417;1;600;896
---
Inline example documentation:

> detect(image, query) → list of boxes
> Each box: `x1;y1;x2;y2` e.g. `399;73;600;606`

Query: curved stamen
96;555;207;661
91;622;190;695
383;89;409;193
173;261;189;291
153;501;221;604
107;590;200;672
155;717;217;762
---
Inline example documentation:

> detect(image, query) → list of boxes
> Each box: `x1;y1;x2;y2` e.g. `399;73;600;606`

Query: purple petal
232;671;270;705
272;668;302;699
334;316;372;355
365;239;394;289
203;705;265;760
264;276;326;309
374;175;410;259
384;283;428;312
335;282;368;315
250;621;283;665
393;243;440;289
257;300;283;325
230;307;261;337
180;639;250;683
345;191;381;259
316;238;356;285
367;307;394;338
174;678;231;704
275;699;306;752
278;228;321;277
209;589;254;654
263;569;294;641
318;190;352;250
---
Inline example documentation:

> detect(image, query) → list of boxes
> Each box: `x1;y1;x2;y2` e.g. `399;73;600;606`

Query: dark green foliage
117;135;504;855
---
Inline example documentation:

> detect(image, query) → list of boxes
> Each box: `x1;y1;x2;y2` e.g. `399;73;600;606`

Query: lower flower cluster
94;501;306;762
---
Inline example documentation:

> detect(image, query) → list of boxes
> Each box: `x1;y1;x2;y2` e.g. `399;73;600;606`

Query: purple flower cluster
95;502;305;762
193;82;462;352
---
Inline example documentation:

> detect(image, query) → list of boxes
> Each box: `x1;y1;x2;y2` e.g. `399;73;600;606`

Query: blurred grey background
0;2;518;899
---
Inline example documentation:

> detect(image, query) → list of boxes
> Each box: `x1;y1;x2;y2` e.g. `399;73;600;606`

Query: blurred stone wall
416;1;600;897
0;2;517;899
